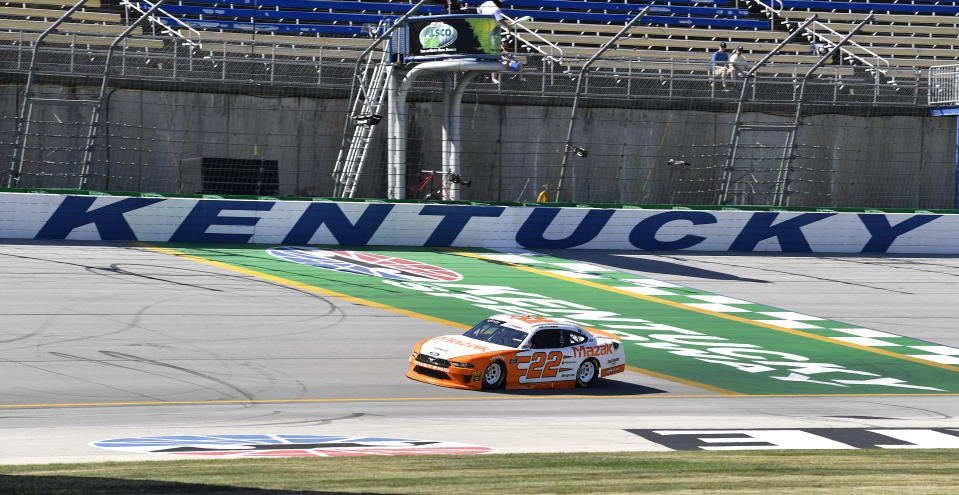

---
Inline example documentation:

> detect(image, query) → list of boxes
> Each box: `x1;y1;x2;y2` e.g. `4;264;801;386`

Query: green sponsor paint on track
154;243;959;396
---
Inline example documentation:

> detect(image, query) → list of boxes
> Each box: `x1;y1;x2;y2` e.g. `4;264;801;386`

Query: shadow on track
537;248;769;283
0;474;385;495
481;379;668;397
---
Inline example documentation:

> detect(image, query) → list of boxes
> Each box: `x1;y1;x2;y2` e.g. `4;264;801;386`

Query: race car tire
481;361;506;390
576;359;598;388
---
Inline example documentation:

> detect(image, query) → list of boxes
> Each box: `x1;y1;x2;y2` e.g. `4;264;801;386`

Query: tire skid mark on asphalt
48;350;253;401
131;242;471;331
128;242;959;396
103;350;255;402
131;243;738;394
1;353;169;403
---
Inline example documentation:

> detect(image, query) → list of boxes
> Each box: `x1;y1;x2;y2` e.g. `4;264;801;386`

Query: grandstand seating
179;27;375;59
2;0;957;88
140;0;446;61
149;0;444;36
0;0;812;71
765;0;959;73
446;0;807;77
0;0;167;48
0;5;117;22
177;0;443;13
0;31;162;48
4;0;99;6
460;0;768;29
778;0;959;15
0;18;137;34
140;0;772;58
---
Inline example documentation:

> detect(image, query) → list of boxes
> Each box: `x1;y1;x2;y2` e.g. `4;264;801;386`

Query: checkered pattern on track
485;250;959;365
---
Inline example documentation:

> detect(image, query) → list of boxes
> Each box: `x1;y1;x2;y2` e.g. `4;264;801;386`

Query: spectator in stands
501;41;523;80
711;42;731;90
728;46;748;79
477;0;512;31
491;41;522;83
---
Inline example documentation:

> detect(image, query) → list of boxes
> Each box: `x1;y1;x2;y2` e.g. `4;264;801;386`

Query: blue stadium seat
157;17;365;34
148;4;388;23
459;0;733;6
499;9;768;28
169;0;445;14
153;0;768;49
456;0;766;29
149;1;446;36
487;0;749;17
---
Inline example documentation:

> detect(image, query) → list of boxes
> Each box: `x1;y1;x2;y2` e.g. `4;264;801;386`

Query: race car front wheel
576;359;598;388
482;361;506;390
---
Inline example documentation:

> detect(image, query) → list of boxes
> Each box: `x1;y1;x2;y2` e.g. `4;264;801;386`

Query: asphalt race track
1;239;958;464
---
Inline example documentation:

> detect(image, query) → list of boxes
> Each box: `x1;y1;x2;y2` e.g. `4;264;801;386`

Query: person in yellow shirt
536;185;549;203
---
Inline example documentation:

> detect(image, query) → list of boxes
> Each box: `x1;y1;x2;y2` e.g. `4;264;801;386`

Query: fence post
556;6;650;202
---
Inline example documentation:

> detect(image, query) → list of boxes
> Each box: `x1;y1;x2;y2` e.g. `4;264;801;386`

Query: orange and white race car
407;314;627;390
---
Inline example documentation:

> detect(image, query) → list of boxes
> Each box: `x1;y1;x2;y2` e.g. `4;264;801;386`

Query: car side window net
566;331;588;346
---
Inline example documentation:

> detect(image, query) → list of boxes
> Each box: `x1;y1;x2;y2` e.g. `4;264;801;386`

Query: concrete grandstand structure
0;0;957;207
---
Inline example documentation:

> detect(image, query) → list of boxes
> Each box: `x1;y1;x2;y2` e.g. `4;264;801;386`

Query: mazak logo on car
572;343;614;358
92;434;495;457
267;246;462;282
419;21;457;49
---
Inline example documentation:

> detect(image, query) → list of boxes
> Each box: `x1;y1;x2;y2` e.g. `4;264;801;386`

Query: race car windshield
462;320;528;348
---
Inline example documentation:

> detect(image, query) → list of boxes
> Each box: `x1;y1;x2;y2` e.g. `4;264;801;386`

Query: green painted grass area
3;450;959;494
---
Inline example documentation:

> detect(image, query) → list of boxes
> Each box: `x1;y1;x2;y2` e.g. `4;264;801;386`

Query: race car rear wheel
481;361;506;390
576;359;598;388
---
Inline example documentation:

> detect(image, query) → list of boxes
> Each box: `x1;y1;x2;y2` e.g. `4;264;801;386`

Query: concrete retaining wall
1;84;954;208
3;192;957;254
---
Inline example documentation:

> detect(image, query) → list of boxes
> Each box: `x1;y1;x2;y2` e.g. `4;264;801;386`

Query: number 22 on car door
515;350;571;383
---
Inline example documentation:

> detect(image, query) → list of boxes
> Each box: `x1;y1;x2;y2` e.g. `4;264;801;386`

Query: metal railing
121;0;202;48
0;30;931;107
807;19;889;74
751;0;890;73
502;13;564;64
929;65;959;106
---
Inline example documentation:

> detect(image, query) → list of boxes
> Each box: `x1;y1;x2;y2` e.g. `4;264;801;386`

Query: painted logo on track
92;434;495;457
628;428;959;451
267;246;462;282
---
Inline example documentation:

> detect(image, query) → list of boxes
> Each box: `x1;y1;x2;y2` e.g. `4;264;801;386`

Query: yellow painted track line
132;242;958;400
625;365;740;395
444;249;959;375
131;242;470;332
132;242;736;395
4;390;959;409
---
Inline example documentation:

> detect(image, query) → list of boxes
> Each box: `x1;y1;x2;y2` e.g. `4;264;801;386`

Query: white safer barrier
1;192;956;254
